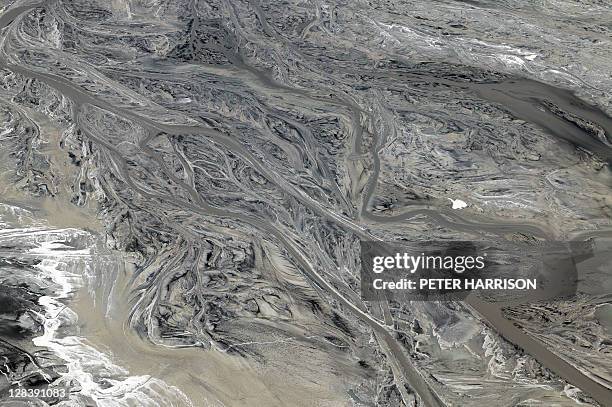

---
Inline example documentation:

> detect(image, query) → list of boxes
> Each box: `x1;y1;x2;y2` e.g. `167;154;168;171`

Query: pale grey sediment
0;1;611;406
466;295;612;406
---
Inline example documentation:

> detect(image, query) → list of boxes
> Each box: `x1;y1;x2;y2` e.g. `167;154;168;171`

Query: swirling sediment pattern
0;0;611;406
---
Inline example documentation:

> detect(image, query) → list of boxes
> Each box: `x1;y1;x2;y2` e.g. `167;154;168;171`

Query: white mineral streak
27;236;192;407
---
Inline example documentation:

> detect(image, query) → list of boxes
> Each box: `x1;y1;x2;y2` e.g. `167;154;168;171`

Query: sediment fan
0;0;610;406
